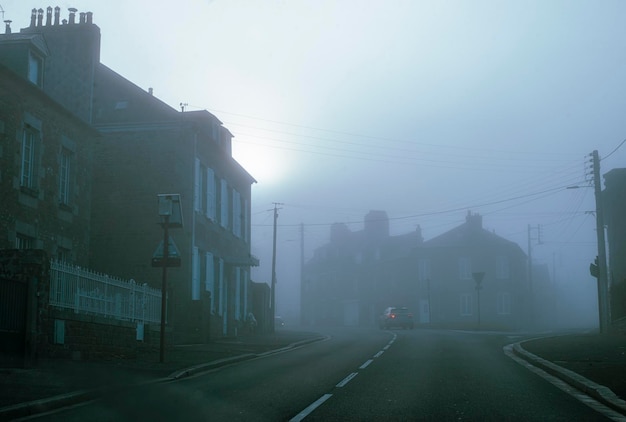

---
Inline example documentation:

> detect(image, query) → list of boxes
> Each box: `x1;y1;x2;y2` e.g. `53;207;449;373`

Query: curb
512;341;626;416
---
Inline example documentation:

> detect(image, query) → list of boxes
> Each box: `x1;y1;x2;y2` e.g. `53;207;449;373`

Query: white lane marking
374;350;384;358
289;394;333;422
359;359;373;369
383;345;390;350
336;372;358;388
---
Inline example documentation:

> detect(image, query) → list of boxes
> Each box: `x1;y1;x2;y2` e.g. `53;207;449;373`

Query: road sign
151;236;181;267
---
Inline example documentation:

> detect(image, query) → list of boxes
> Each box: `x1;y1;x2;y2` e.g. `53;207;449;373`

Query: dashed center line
336;372;358;388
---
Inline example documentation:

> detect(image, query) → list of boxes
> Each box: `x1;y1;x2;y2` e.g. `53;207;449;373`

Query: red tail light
391;314;396;319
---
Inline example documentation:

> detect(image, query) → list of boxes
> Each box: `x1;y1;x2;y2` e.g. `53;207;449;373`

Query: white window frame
59;147;72;205
232;190;242;238
192;246;200;300
21;125;39;189
205;252;215;312
206;168;216;221
220;179;229;229
194;158;201;212
218;258;225;315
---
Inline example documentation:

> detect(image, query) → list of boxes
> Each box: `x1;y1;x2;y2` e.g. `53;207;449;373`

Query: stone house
0;7;257;348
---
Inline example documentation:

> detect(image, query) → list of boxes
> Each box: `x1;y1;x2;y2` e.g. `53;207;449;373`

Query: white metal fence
49;260;162;324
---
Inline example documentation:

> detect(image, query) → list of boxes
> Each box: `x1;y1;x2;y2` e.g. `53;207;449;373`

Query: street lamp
154;194;183;363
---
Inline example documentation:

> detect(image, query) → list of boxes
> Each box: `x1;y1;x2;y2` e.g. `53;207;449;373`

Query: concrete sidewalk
512;332;626;416
0;329;325;420
1;329;625;420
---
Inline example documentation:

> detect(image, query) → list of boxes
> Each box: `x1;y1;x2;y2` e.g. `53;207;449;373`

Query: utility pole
527;224;541;328
270;203;282;333
591;150;610;333
300;223;304;326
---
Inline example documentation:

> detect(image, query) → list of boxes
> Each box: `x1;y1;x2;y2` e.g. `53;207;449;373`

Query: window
206;168;216;221
497;292;511;315
194;158;201;212
459;257;472;280
220;179;229;229
205;252;215;312
460;293;472;316
21;125;40;190
192;247;200;300
15;234;35;249
59;148;72;205
496;256;510;280
232;190;242;238
28;51;43;87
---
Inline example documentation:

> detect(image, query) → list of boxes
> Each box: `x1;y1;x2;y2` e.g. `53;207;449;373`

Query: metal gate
0;276;28;366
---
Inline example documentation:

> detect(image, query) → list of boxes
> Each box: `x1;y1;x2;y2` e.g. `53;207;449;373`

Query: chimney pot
148;87;154;95
54;7;60;25
79;12;85;24
68;8;77;24
37;8;44;27
4;20;12;35
46;6;52;26
30;9;37;27
86;12;93;25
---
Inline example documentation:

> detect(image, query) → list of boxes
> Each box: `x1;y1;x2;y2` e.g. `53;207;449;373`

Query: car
379;307;414;330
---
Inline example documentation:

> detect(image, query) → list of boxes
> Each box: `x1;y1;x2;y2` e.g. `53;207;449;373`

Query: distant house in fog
409;212;528;330
302;211;531;331
301;211;424;327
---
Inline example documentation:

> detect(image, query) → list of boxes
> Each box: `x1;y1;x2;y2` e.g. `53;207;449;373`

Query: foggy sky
3;1;625;320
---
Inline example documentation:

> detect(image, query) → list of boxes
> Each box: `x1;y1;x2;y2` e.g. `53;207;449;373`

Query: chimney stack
54;6;60;25
86;12;93;25
46;6;52;26
4;20;11;34
37;8;44;27
79;12;86;24
30;8;36;27
68;8;77;25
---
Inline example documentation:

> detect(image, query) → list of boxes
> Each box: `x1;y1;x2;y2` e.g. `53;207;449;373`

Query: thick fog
5;1;623;328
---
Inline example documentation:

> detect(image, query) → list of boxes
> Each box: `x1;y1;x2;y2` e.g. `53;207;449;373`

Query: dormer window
28;51;44;87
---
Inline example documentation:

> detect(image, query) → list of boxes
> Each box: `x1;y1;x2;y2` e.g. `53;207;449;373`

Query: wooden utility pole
592;150;610;333
270;203;282;332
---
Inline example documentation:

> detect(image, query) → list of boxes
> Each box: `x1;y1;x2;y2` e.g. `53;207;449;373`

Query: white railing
49;260;162;324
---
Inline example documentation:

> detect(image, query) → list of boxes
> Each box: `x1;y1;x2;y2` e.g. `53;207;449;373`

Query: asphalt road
24;328;617;421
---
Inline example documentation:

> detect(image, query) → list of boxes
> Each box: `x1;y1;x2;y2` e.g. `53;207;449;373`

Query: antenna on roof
0;5;5;20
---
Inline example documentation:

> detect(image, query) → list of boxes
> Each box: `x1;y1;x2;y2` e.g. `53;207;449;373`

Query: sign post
155;194;183;363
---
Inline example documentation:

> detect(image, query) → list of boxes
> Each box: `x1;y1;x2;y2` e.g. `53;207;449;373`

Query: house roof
423;212;525;256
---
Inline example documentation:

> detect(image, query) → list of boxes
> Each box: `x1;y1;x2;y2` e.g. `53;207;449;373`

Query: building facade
0;7;257;345
604;168;626;325
0;62;96;264
302;211;530;331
